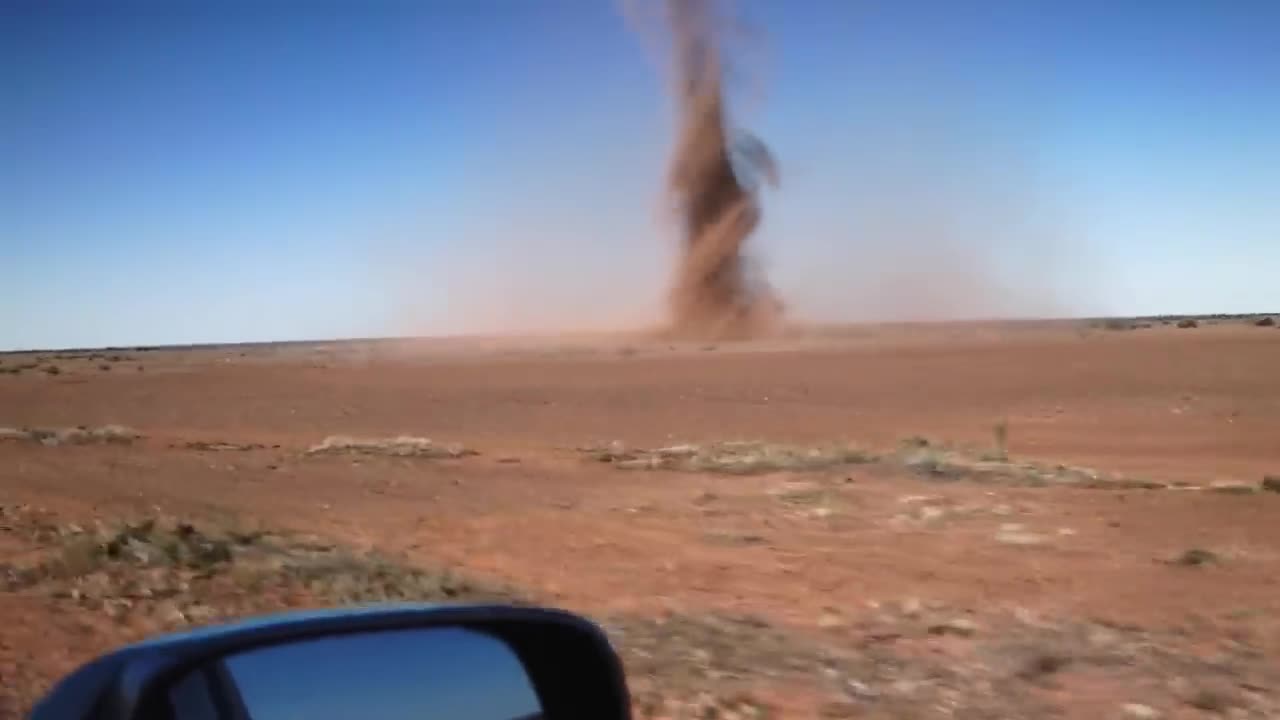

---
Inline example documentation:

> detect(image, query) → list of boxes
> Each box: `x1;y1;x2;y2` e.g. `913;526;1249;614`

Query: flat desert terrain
2;320;1278;718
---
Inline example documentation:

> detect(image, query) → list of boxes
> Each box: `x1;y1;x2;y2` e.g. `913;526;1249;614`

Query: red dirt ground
3;321;1278;717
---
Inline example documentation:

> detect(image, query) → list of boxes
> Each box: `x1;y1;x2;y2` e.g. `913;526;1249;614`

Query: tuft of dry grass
585;432;1265;500
0;424;141;446
1015;650;1073;682
985;420;1010;462
178;440;267;452
306;435;476;459
1173;548;1220;567
898;443;963;478
1185;683;1238;713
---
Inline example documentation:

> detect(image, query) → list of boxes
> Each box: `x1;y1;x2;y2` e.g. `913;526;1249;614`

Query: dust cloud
659;0;783;339
384;1;1094;343
766;92;1091;326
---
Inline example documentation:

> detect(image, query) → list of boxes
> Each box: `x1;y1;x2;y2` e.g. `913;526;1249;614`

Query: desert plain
2;318;1278;718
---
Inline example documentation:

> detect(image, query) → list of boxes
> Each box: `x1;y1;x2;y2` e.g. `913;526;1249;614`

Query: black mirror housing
31;604;632;720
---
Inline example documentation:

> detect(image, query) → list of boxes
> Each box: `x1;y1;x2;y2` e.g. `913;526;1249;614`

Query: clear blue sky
3;0;1277;350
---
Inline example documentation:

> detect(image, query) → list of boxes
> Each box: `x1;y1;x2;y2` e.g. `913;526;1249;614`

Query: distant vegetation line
1;312;1275;355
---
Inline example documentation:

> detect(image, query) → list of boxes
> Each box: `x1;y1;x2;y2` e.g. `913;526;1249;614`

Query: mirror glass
166;626;543;720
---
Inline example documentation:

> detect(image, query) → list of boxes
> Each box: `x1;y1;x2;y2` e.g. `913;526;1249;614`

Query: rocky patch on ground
609;602;1279;719
305;435;477;459
3;504;1276;719
0;425;140;446
584;437;1275;495
583;440;876;475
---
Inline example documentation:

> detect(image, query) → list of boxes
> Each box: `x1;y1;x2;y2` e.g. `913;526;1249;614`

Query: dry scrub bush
306;435;476;459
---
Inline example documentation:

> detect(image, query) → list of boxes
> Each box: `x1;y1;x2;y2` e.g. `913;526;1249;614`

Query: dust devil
662;0;782;339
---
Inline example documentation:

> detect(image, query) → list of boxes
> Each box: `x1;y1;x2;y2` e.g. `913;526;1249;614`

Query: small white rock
898;494;941;504
1121;703;1161;719
930;617;978;636
1088;627;1118;648
890;679;918;696
817;612;844;629
1013;606;1038;625
919;506;946;522
995;523;1045;545
845;679;879;699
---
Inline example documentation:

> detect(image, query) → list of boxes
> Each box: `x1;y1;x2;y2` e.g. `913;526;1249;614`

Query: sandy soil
2;321;1278;718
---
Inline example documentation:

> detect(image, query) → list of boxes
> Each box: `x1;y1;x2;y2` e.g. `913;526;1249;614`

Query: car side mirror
30;604;632;720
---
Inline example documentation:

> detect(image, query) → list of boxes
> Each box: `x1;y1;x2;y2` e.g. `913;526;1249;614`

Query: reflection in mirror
166;627;543;720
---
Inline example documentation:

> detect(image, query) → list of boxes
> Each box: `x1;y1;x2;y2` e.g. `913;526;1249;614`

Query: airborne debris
655;0;782;339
